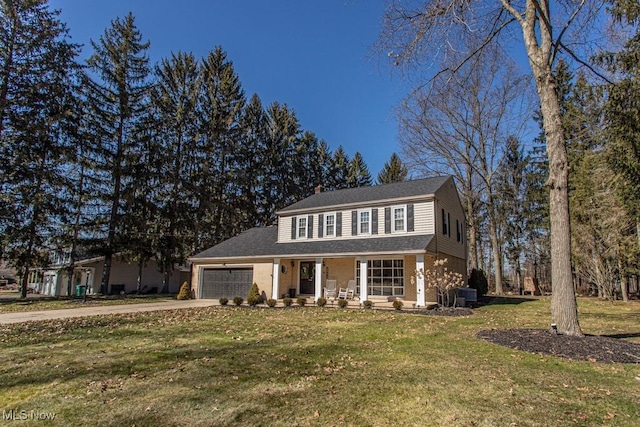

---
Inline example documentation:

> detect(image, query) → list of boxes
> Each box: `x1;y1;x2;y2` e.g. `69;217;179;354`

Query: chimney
314;185;322;194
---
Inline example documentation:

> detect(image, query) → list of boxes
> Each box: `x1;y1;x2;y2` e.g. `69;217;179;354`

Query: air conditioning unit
457;287;477;303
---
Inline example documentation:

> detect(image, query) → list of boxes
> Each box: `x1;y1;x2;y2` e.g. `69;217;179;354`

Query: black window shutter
407;204;414;232
351;210;358;236
447;212;451;237
442;209;447;235
318;214;324;238
308;215;313;238
385;207;391;234
336;212;342;237
291;217;297;240
372;208;378;235
456;219;460;242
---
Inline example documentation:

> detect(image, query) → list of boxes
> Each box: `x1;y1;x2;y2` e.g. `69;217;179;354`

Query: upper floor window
324;213;336;237
359;209;371;234
297;216;308;239
456;219;464;243
392;206;406;233
442;209;450;237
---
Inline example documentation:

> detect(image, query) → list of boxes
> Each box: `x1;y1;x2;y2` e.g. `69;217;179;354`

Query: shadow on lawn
475;295;538;307
601;332;640;339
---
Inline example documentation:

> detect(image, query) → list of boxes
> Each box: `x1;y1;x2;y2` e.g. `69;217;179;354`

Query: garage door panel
201;268;253;299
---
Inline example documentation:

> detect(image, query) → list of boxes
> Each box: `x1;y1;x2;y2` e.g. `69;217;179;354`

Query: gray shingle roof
191;227;434;260
277;176;451;213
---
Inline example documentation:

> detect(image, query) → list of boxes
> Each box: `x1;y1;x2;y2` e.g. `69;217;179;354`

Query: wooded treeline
1;1;407;297
394;1;640;302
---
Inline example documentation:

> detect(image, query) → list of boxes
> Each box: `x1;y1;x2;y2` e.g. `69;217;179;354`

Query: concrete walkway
0;299;218;325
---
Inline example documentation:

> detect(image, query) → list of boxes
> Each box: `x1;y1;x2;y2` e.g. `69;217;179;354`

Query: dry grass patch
0;299;638;426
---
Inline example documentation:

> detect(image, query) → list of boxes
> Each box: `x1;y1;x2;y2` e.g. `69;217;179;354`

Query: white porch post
359;258;368;302
315;258;323;302
272;258;280;300
416;254;425;307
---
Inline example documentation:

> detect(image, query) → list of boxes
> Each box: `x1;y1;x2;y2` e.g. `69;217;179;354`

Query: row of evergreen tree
0;1;408;297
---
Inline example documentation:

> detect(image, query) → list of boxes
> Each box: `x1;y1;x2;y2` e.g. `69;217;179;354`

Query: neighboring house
29;254;186;296
190;176;467;306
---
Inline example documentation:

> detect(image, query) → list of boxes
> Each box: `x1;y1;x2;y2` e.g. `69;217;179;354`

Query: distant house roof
191;227;434;260
277;176;451;214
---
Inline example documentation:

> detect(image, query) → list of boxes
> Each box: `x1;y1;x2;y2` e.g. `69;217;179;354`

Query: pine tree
194;47;246;250
0;0;81;298
496;136;529;294
148;51;200;291
377;153;408;184
83;13;152;294
329;146;350;190
238;93;267;228
260;102;300;224
347;152;372;187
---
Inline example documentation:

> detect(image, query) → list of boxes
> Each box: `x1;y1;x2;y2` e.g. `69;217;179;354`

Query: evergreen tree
194;47;246;250
148;51;200;291
599;0;640;299
83;13;152;294
0;0;81;298
260;102;300;224
377;152;408;184
347;151;372;187
238;93;267;228
496;136;529;293
329;145;350;190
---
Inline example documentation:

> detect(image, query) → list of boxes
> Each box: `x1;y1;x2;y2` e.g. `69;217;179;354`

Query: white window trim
297;216;308;240
391;205;407;233
355;257;405;297
324;212;336;238
358;209;372;235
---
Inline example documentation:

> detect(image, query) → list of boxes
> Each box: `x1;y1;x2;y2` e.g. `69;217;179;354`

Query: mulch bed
477;328;640;364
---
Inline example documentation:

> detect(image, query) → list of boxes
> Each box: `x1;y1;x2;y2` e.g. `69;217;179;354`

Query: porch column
359;258;368;302
416;254;426;307
315;258;323;302
272;258;280;300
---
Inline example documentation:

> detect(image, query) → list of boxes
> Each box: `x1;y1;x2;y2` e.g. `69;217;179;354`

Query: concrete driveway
0;299;218;324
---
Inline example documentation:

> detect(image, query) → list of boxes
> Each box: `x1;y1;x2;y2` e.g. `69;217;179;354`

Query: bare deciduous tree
378;0;608;335
399;43;531;295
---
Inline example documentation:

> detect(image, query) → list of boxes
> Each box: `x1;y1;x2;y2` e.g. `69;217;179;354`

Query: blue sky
50;0;405;178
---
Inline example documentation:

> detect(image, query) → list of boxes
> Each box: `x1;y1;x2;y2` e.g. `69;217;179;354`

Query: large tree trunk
519;0;582;336
540;78;582;335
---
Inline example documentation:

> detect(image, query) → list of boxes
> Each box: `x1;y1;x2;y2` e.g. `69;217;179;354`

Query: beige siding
414;201;434;234
278;201;436;244
434;179;467;261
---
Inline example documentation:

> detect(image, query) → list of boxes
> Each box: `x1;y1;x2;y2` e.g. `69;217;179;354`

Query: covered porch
270;254;434;306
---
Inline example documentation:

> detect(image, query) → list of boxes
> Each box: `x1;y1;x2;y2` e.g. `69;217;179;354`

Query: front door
299;261;315;295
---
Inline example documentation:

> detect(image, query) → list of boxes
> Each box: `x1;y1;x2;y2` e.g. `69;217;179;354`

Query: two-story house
189;176;466;306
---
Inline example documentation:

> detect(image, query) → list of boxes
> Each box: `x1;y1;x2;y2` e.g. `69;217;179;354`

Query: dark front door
299;261;315;295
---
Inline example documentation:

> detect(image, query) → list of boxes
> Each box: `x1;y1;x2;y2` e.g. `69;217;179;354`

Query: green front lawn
1;298;638;426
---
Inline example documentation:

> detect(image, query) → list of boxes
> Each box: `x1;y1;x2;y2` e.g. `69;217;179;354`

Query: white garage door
201;268;253;299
